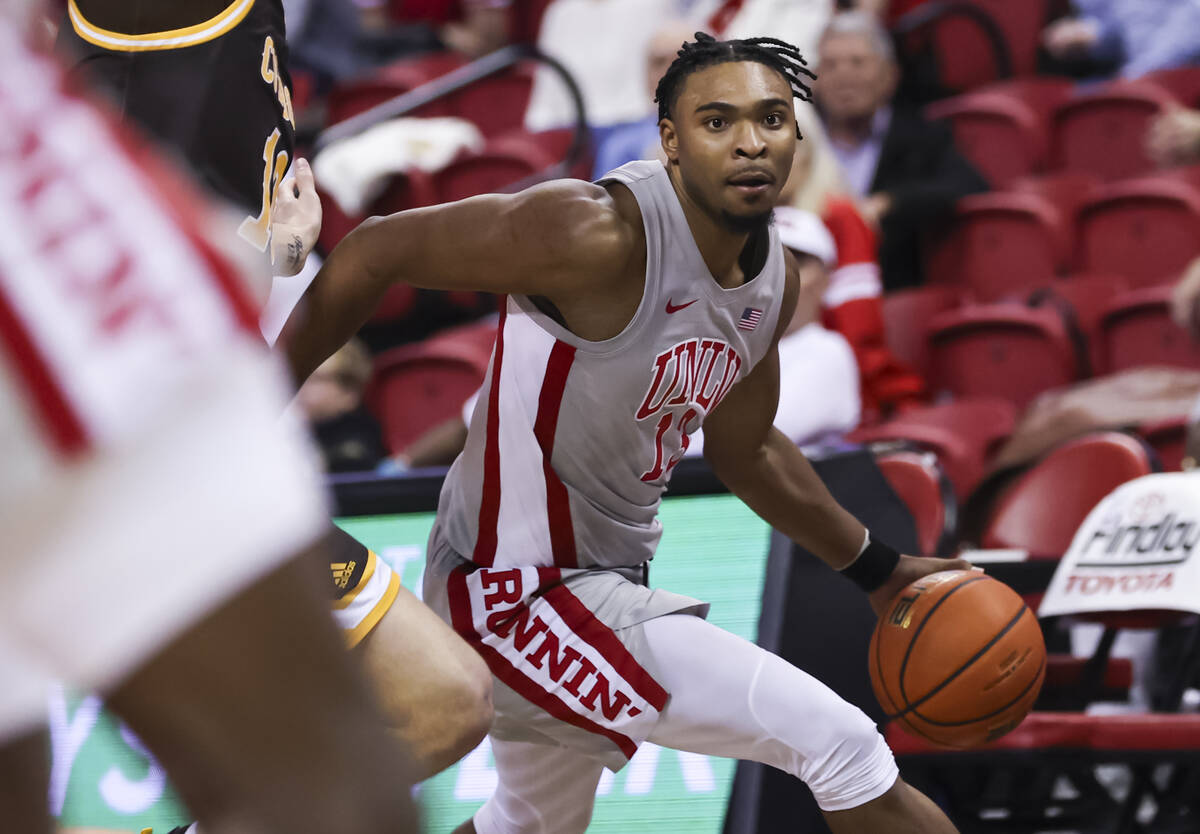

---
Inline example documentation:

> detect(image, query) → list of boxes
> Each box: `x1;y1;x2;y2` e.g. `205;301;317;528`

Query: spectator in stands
684;238;862;458
591;19;695;178
295;338;389;472
382;0;511;58
524;0;685;136
285;0;442;86
692;0;833;69
284;0;508;87
1041;0;1200;79
814;11;987;291
783;102;928;421
1148;104;1200;169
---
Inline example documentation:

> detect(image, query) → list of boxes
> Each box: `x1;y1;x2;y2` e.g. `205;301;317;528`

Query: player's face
661;61;796;233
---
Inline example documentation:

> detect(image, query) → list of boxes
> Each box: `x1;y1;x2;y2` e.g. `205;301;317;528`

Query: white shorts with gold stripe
331;548;401;648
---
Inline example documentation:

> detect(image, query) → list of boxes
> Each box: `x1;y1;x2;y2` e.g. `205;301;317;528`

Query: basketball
869;570;1046;749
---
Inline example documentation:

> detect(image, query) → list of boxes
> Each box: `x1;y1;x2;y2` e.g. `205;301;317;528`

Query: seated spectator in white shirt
686;225;861;458
591;19;695;178
523;0;685;134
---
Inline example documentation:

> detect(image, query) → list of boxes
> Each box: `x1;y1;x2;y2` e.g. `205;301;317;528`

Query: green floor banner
56;494;769;833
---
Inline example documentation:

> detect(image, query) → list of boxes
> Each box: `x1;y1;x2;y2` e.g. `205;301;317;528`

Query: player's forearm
280;219;395;385
715;428;866;568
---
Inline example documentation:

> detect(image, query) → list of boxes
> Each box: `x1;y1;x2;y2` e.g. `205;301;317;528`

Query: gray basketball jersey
437;160;786;571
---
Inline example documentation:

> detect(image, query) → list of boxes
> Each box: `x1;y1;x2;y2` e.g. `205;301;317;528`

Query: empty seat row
925;171;1200;296
930;70;1200;184
885;282;1200;406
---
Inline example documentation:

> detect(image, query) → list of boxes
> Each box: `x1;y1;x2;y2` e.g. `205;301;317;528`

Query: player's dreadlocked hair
654;32;816;139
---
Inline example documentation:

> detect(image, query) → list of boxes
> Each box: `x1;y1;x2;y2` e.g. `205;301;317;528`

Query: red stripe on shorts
533;340;578;568
447;566;639;759
472;304;507;567
542;582;669;711
0;282;89;455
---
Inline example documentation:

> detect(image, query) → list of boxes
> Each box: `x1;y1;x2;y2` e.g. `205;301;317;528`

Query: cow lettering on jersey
478;570;643;723
635;338;742;482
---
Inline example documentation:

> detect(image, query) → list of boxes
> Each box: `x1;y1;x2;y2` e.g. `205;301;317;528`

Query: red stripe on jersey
0;282;89;455
446;566;639;759
472;304;507;566
533;340;578;568
542;583;669;711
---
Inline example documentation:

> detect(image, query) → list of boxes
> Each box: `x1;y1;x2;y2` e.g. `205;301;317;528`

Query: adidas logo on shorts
331;561;357;589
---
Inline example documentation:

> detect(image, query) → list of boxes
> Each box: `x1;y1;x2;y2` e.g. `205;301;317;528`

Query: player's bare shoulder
508;178;643;285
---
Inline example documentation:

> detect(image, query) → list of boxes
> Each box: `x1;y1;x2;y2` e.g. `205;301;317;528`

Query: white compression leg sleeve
473;738;605;834
643;614;898;812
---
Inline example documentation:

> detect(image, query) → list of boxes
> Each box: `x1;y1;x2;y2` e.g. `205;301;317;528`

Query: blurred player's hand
867;554;979;618
271;157;322;277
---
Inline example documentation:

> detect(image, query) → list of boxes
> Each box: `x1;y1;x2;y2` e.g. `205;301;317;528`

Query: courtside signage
1039;473;1200;617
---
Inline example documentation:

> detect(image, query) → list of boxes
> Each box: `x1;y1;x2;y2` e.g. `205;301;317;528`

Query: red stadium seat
368;285;419;326
928;192;1070;300
1097;286;1200;373
369;168;438;215
433;134;556;202
1075;177;1200;287
511;0;555;43
1028;273;1126;338
441;64;535;138
517;128;595;179
849;397;1018;500
1051;79;1179;179
315;186;363;255
882;286;966;380
926;80;1072;187
980;431;1155;557
1135;417;1188;471
1012;171;1101;229
927;303;1082;410
875;448;957;557
326;54;465;126
1143;66;1200;106
365;322;496;454
916;0;1051;91
1022;274;1126;373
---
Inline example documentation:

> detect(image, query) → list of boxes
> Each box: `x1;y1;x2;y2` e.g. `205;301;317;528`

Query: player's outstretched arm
703;255;973;613
280;179;632;385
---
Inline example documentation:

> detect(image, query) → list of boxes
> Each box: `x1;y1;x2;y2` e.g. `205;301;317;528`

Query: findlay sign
1040;473;1200;618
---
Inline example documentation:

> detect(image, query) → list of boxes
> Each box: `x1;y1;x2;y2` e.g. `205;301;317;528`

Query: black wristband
840;537;900;592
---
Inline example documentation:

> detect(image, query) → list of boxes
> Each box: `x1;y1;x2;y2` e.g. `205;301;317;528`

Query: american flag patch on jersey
737;307;763;331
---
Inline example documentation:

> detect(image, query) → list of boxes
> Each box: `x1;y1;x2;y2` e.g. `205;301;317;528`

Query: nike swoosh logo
665;298;698;314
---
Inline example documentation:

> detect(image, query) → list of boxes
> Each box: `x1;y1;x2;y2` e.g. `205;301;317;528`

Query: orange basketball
869;570;1046;749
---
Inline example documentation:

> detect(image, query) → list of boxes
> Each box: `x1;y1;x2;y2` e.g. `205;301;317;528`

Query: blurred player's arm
280;180;632;384
703;254;972;611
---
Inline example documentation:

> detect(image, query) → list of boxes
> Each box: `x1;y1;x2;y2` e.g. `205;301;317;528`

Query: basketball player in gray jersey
284;32;972;833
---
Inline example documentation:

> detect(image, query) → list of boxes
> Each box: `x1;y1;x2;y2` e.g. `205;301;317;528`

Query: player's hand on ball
867;554;979;618
270;157;322;277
